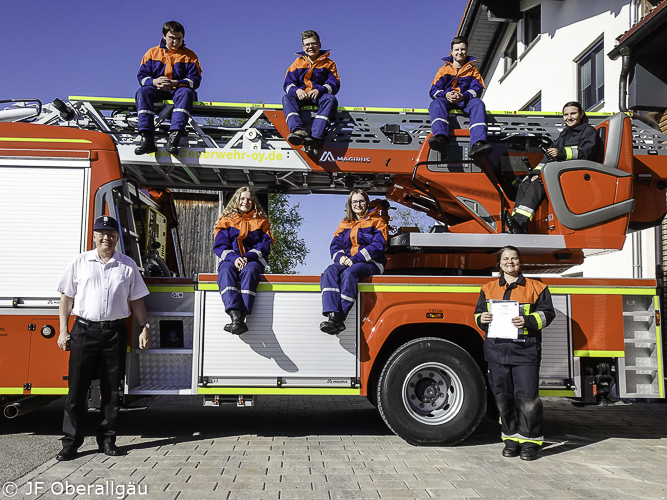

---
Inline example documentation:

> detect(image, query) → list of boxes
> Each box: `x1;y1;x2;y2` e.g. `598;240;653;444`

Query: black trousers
512;175;546;230
487;362;543;444
62;319;127;447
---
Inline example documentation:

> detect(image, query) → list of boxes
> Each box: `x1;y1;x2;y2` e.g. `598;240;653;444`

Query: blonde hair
219;186;267;220
343;189;370;222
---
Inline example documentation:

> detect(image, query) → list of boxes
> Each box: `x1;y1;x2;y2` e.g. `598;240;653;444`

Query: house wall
477;0;655;279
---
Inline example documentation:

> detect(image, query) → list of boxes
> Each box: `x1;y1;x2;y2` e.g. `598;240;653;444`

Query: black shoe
56;445;78;461
520;443;540;461
303;136;322;157
99;443;125;457
469;140;493;158
228;309;249;335
504;212;524;234
224;323;232;333
287;129;308;146
320;312;345;335
134;132;157;155
428;134;450;155
502;441;521;458
165;130;184;156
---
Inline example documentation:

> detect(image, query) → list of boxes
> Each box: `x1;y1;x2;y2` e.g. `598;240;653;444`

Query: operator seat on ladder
541;112;635;230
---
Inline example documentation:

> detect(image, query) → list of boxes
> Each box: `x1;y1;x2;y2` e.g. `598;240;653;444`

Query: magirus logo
319;151;371;163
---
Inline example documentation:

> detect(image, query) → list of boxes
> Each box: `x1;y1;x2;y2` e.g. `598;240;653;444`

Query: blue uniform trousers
136;86;196;133
217;260;263;315
282;93;337;140
321;262;380;320
429;97;488;146
487;361;543;443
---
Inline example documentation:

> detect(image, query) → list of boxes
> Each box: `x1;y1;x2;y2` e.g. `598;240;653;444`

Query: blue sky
4;0;468;274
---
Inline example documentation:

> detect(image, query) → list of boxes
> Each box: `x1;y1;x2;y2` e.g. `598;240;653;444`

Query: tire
377;337;486;446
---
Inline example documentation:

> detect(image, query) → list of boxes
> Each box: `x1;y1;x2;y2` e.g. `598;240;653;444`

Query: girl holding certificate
474;246;555;461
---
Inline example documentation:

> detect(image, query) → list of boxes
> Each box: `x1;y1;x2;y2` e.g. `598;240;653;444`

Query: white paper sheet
487;300;520;339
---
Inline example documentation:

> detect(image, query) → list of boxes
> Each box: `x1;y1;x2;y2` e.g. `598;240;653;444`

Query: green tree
389;206;434;235
266;193;309;274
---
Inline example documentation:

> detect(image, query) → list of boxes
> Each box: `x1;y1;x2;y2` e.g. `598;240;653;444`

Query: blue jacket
330;201;389;272
284;50;340;96
138;39;202;90
429;55;485;104
213;210;272;268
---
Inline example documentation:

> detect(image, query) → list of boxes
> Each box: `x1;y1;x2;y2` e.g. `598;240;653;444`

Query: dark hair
496;245;522;267
562;101;589;123
344;189;370;222
163;21;185;36
451;35;469;49
301;30;320;43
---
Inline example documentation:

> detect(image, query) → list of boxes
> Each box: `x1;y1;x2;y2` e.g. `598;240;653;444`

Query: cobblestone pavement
3;396;667;499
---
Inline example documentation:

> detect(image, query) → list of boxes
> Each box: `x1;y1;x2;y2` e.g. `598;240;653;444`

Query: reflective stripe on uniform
220;286;239;295
341;294;355;302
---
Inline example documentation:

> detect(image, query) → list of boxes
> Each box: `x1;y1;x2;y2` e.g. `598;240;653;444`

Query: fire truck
0;96;665;445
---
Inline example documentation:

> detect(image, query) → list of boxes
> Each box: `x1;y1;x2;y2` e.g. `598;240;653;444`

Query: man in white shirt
55;216;151;461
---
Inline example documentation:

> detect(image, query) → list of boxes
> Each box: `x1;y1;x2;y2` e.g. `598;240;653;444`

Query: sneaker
287;129;308;146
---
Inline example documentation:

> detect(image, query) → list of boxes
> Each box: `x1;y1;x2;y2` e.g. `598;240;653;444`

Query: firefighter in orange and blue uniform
474;246;555;460
214;187;273;335
320;191;389;335
283;30;340;156
135;21;202;156
428;35;492;159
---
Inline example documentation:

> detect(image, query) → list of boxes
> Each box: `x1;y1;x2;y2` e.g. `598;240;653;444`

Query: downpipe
2;396;60;419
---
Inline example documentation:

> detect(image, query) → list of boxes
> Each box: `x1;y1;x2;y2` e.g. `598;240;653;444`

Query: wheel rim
401;362;464;425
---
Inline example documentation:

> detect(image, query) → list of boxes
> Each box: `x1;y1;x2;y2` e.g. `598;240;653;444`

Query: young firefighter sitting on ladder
134;21;202;157
214;187;273;335
428;35;492;160
282;30;340;157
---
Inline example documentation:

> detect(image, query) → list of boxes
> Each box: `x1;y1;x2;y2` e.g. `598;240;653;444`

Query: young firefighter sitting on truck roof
134;21;202;157
474;246;555;461
214;187;273;335
428;35;492;160
283;29;340;157
508;101;603;234
320;190;389;335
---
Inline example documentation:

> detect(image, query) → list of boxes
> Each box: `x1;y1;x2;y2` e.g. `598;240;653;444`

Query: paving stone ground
3;396;667;499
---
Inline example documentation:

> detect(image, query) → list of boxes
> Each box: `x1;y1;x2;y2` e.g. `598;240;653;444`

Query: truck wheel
377;337;486;446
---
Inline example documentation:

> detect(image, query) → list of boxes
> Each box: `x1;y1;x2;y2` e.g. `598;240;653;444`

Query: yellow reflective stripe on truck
198;283;320;292
655;296;665;397
0;388;25;394
198;387;361;396
539;389;575;397
146;286;195;293
358;284;482;293
30;388;68;395
0;137;92;143
574;350;625;358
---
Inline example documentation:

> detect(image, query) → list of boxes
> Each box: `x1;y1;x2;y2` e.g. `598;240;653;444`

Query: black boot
502;440;521;458
520;442;540;461
428;134;450;156
320;312;346;335
134;131;157;155
303;136;322;157
504;211;524;234
228;308;249;335
165;130;184;156
287;128;308;146
469;140;493;158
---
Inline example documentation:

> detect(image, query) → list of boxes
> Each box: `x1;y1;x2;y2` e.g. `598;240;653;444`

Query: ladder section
617;295;664;398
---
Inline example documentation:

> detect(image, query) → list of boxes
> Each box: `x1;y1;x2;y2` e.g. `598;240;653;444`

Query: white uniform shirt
57;250;149;321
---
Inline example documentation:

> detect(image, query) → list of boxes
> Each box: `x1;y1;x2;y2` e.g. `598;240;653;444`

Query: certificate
487;300;520;339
